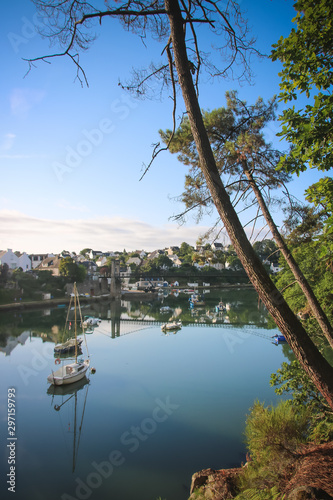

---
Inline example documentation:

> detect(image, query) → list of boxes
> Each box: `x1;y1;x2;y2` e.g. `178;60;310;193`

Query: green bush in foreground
236;400;309;494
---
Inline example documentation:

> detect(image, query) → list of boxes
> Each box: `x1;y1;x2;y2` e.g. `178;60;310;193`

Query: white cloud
0;210;208;254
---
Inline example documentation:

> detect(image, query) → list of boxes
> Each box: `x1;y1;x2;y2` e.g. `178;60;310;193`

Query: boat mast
74;282;77;363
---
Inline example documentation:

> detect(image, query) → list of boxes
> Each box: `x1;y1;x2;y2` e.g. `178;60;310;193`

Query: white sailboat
47;283;90;386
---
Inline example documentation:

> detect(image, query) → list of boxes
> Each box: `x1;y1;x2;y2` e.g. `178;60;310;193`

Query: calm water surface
0;290;290;500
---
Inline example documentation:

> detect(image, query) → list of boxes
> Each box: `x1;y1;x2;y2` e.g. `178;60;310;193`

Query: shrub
237;400;309;492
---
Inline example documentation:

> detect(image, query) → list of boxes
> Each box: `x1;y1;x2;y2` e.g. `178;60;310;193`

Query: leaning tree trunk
165;0;333;410
242;161;333;349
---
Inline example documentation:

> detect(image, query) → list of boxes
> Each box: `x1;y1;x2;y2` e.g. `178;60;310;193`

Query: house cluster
0;248;147;279
0;249;101;278
0;249;33;272
0;241;281;278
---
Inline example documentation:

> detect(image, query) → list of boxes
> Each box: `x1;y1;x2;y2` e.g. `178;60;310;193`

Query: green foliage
237;400;309;493
305;177;333;270
270;361;333;442
0;288;20;305
160;91;290;222
254;240;277;258
274;223;333;319
271;0;333;173
59;257;86;282
179;242;194;261
80;248;91;257
235;486;282;500
189;488;205;499
0;264;9;285
282;204;324;247
226;254;243;271
155;254;173;270
244;400;309;462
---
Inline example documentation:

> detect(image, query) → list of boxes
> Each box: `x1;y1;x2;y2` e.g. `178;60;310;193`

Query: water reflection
0;288;274;351
47;378;90;473
0;288;290;500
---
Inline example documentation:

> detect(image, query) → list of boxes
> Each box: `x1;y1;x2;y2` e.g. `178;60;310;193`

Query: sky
0;0;324;254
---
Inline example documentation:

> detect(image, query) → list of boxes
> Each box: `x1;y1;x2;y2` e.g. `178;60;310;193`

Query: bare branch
139;38;177;180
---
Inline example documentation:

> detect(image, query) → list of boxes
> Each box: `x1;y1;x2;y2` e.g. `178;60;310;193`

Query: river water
0;288;291;500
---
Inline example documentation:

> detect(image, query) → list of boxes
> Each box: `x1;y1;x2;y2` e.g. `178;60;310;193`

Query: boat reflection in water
47;378;90;472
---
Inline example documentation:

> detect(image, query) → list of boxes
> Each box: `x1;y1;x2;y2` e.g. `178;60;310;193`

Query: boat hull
161;322;182;331
47;360;90;386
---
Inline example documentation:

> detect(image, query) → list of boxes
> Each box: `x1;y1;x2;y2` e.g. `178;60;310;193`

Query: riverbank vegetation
235;400;333;500
0;267;80;305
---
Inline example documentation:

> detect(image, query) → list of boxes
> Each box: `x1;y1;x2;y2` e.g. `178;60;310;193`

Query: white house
210;262;225;271
17;252;32;271
127;257;142;266
270;261;282;274
167;246;180;256
96;256;109;267
89;250;103;260
30;253;54;269
0;249;31;271
211;242;224;252
0;249;19;270
168;254;183;267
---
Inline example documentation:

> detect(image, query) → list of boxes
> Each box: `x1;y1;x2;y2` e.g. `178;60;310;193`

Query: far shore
0;283;253;312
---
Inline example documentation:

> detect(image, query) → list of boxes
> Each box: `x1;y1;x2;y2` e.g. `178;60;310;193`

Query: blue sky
0;0;323;254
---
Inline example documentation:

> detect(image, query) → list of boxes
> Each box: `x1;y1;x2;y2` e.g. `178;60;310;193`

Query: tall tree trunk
165;0;333;409
242;161;333;349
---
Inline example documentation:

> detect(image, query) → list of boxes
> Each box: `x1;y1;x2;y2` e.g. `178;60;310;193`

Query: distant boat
54;337;83;355
160;306;173;314
215;301;226;313
161;320;182;332
272;334;287;345
82;315;101;327
47;283;90;386
189;293;205;308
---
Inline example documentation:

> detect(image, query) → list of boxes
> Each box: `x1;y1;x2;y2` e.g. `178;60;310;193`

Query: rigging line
63;293;73;337
96;326;155;338
76;287;90;358
238;328;275;341
56;402;71;465
74;384;89;468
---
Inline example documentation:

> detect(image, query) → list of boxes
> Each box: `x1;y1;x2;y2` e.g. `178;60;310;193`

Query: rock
189;467;242;500
287;486;333;500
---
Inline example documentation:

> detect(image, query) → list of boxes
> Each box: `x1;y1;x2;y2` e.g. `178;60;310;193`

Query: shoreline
0;283;253;312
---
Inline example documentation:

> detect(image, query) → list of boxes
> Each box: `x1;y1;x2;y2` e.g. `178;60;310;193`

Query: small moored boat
54;337;83;355
82;316;101;327
160;306;173;313
272;334;287;345
47;359;90;386
161;320;182;331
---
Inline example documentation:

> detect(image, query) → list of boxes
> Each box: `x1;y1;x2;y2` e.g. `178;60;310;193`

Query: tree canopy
160;90;290;227
271;0;333;174
59;257;86;282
